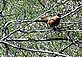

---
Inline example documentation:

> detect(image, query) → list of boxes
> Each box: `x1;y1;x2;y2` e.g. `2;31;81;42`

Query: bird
47;13;63;27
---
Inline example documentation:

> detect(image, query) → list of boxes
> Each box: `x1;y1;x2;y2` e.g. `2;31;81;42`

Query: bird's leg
52;26;57;31
52;26;62;33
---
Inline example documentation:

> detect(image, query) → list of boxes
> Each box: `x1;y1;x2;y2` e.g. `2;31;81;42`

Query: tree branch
38;0;45;8
6;38;69;42
61;4;82;18
1;41;71;57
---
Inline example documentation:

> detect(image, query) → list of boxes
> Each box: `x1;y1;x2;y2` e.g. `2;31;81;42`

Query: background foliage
0;0;82;57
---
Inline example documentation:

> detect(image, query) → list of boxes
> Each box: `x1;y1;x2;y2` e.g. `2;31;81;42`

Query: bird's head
57;13;63;17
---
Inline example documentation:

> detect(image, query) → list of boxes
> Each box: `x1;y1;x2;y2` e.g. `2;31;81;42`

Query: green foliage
0;0;82;57
68;0;81;2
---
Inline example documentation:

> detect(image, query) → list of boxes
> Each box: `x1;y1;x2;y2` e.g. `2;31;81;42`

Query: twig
2;28;82;41
66;30;82;32
1;41;71;57
4;3;82;30
1;29;20;41
0;28;53;41
3;19;79;32
2;13;16;17
61;4;82;18
54;43;74;57
38;0;45;7
61;22;78;24
35;0;67;20
6;38;69;42
0;0;6;13
4;19;48;29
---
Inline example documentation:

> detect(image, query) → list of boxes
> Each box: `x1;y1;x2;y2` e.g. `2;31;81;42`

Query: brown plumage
47;13;62;27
